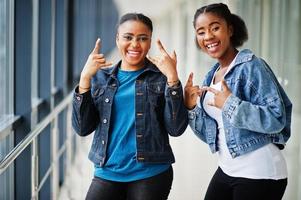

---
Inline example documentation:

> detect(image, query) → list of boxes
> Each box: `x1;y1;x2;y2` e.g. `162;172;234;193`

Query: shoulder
234;49;270;73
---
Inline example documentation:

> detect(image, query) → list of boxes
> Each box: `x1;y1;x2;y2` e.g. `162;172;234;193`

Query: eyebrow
196;21;221;32
122;33;149;37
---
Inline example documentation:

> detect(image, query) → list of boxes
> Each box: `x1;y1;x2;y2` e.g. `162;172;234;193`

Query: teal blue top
94;68;169;182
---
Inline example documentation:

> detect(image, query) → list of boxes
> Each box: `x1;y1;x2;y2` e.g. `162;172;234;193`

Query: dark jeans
86;166;173;200
205;167;287;200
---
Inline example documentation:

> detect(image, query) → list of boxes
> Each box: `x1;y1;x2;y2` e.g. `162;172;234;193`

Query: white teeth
207;43;218;49
128;50;140;55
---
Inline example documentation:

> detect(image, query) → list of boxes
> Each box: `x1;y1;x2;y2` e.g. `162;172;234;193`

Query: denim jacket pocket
147;82;165;107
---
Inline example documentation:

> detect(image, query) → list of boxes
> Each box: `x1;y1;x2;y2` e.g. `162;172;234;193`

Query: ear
115;33;119;47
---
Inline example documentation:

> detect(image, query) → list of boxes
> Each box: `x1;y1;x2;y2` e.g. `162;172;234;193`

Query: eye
137;36;149;42
212;26;220;32
197;31;205;36
122;35;133;41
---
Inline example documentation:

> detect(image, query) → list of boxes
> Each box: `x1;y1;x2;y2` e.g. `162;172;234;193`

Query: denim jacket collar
211;49;254;71
101;58;160;76
206;49;254;86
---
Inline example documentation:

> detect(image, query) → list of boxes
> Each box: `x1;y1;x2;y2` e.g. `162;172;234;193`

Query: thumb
171;50;177;62
221;79;229;91
92;38;101;54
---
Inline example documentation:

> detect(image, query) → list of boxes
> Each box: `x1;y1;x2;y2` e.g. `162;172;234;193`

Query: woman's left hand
147;39;179;86
203;79;232;109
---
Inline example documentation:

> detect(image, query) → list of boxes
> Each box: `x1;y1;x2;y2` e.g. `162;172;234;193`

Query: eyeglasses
118;33;150;43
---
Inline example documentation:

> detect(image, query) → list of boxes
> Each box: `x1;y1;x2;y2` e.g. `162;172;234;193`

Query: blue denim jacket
188;49;292;158
72;59;188;166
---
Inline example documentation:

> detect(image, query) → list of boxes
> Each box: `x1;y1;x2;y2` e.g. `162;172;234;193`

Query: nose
204;30;214;40
131;39;140;48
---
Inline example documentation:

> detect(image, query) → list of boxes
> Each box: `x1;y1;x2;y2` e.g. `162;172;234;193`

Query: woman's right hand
79;38;112;93
184;73;203;110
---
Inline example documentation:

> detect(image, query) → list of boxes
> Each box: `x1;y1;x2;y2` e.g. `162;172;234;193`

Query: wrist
167;73;178;82
78;84;91;94
186;104;196;110
167;79;179;87
79;76;91;93
167;74;179;87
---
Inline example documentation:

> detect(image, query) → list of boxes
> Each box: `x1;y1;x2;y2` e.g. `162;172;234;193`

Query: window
0;0;8;116
0;1;15;200
0;0;14;132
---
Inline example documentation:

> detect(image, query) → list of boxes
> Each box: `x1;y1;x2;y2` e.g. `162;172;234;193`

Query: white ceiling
113;0;176;19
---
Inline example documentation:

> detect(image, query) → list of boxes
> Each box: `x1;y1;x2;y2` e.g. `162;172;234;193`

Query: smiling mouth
127;50;141;57
206;42;219;50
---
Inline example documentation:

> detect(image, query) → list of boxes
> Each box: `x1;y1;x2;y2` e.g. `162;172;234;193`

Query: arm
163;82;188;136
183;72;209;141
204;62;286;134
222;88;286;134
147;39;189;136
72;38;112;136
72;87;99;136
187;105;210;143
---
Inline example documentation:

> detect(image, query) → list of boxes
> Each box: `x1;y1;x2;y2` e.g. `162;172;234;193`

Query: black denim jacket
72;59;188;166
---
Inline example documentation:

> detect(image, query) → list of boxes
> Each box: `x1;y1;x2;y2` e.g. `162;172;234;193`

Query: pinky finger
99;62;113;69
147;55;158;64
94;58;106;63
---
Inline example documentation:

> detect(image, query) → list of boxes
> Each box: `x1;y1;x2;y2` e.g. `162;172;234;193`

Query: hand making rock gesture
203;79;232;109
184;73;203;110
147;39;179;86
79;38;112;92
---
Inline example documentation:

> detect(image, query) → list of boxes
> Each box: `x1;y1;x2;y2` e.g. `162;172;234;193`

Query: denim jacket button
171;91;177;95
105;98;110;103
137;113;143;117
103;118;108;123
76;96;81;101
138;157;145;161
102;140;105;145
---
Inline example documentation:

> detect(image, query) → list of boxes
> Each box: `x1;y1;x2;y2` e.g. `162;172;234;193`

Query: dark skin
78;20;179;94
185;12;237;109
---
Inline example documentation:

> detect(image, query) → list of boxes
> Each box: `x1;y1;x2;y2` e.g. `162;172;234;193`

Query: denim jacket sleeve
222;60;286;134
164;82;188;136
72;86;99;136
188;106;207;142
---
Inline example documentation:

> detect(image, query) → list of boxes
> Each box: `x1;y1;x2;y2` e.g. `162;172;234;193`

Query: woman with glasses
72;13;188;200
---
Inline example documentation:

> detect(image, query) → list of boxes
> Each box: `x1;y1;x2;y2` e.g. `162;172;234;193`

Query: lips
205;42;220;54
127;50;141;58
206;42;219;49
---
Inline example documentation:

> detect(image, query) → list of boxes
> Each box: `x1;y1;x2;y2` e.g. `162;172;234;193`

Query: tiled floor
58;129;217;200
58;135;94;200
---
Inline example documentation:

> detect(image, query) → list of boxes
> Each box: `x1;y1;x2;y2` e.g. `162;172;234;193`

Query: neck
218;47;238;68
120;62;144;71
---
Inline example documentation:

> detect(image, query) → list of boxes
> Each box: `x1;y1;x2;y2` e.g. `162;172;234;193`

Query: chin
207;51;222;59
127;60;142;65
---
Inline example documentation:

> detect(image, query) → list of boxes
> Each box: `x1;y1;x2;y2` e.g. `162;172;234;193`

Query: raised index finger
92;38;101;54
156;39;169;56
185;73;194;87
